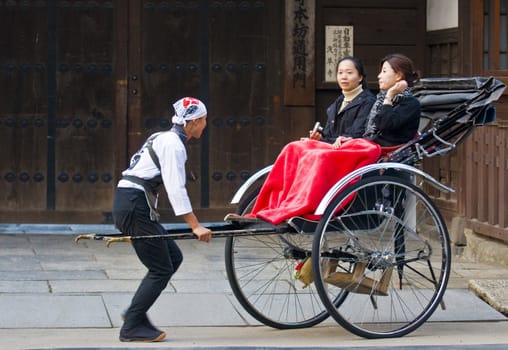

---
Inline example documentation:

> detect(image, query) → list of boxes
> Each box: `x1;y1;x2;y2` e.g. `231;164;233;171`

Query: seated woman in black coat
363;53;421;146
307;56;375;147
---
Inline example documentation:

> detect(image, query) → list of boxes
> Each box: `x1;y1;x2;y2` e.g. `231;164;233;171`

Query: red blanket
248;139;382;225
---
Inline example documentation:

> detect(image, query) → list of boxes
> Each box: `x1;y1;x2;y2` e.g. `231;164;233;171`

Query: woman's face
336;59;363;92
377;61;402;91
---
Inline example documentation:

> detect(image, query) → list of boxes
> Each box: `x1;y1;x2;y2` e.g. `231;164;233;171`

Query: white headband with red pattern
171;97;207;126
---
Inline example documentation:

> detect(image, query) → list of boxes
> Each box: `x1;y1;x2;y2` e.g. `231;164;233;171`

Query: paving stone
170;279;232;294
0;270;107;281
102;293;247;327
0;234;31;247
103;268;146;279
94;255;145;267
0;247;34;256
68;224;118;234
32;245;95;256
36;254;96;262
430;289;507;321
40;260;103;271
28;233;76;243
171;269;226;281
0;280;49;293
0;295;111;328
0;256;42;271
49;279;146;293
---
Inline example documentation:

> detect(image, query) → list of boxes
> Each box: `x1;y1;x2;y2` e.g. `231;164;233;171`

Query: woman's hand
308;130;322;140
332;136;352;149
386;80;408;101
300;129;322;141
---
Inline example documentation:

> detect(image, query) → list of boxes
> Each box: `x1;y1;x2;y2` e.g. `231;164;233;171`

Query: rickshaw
77;76;505;339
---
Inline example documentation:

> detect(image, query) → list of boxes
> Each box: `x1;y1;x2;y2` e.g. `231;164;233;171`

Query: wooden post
127;0;144;157
113;0;129;180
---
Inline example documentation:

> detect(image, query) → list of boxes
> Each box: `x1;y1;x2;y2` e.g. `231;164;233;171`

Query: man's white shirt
118;131;193;216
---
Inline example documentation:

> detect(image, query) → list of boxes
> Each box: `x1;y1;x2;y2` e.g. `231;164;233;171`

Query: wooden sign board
324;25;354;83
284;0;315;106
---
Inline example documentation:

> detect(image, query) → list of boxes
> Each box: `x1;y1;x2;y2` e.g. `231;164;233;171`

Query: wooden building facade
0;0;506;243
423;0;508;243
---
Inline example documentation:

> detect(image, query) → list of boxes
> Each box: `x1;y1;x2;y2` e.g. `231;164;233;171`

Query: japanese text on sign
325;25;354;82
292;0;309;88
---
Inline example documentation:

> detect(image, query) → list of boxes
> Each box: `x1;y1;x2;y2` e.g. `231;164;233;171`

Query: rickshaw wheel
312;175;451;338
225;187;330;329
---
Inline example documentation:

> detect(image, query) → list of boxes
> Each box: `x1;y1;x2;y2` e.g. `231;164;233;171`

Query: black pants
112;187;183;328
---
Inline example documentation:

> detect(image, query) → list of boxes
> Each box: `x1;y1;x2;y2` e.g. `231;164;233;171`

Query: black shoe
120;310;160;332
119;323;166;342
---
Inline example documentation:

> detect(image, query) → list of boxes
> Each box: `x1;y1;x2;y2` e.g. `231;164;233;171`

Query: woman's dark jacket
369;96;421;147
321;89;376;143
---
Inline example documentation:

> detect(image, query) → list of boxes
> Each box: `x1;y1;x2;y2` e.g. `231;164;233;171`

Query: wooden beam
469;219;508;243
459;0;484;75
127;0;144;156
488;0;501;70
113;0;129;181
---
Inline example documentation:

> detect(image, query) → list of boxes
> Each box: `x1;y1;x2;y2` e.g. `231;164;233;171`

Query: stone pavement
0;224;507;349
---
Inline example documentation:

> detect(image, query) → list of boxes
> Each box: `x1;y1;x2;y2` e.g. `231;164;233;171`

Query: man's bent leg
123;237;178;328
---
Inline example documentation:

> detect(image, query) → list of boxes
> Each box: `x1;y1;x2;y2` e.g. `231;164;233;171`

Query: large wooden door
0;0;282;223
0;2;49;215
126;0;282;222
0;1;117;223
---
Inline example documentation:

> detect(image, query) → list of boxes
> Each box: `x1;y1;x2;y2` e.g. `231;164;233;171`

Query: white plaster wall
427;0;458;31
